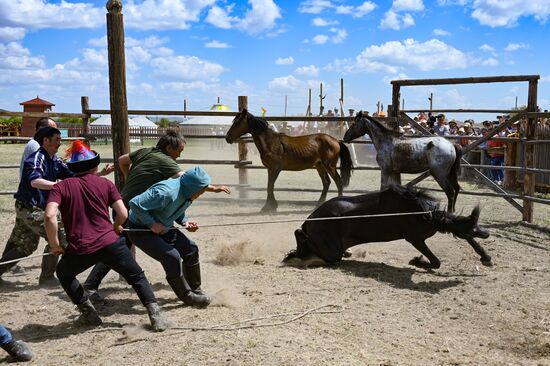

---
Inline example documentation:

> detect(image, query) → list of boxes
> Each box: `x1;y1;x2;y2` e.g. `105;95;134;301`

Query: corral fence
1;78;549;224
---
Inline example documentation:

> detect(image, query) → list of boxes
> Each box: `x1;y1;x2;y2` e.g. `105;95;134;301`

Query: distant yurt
180;104;235;136
89;115;157;128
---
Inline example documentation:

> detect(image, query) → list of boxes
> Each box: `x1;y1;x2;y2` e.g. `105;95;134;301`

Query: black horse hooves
409;255;439;270
481;258;493;267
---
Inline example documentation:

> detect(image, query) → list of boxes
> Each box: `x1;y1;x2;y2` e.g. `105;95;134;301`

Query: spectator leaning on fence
433;114;450;136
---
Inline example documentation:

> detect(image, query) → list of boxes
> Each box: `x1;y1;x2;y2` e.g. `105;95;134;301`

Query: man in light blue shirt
128;167;230;308
19;118;57;178
433;114;450;136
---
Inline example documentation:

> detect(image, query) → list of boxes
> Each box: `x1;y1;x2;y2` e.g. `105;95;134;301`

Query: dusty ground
0;140;549;365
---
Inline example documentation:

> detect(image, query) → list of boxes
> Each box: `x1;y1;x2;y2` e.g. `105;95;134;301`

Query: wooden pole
319;83;325;115
391;82;400;129
308;88;312;116
81;96;89;134
429;92;433;112
106;0;129;191
238;96;248;199
184;99;187;118
523;80;538;222
284;95;287;116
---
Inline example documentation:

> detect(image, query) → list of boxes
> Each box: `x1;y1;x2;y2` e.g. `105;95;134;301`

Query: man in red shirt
44;141;166;331
487;136;506;184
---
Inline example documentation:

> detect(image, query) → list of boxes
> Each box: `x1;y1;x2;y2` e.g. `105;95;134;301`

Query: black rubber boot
145;302;168;332
76;299;103;326
38;247;59;287
166;275;211;308
183;263;207;295
1;340;33;362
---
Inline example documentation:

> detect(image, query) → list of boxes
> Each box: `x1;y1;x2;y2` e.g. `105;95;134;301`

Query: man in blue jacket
127;167;230;307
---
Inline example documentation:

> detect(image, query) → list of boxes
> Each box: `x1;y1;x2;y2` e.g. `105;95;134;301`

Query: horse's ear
357;110;363;118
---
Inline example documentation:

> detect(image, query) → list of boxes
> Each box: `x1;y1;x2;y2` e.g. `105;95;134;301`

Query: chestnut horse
343;112;461;212
226;110;353;212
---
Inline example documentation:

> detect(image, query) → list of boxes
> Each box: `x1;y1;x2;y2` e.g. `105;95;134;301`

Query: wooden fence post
81;96;89;134
106;0;130;191
238;96;248;199
523;80;538;222
390;82;401;129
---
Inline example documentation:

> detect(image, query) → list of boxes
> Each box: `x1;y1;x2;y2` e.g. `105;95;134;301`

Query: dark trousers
56;237;156;306
490;155;504;182
127;221;199;279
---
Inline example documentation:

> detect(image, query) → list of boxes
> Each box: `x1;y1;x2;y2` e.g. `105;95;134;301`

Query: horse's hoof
342;249;352;258
409;255;436;269
481;258;493;267
260;204;277;213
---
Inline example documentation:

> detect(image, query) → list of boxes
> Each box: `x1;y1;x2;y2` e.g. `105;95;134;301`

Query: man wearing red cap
44;141;167;331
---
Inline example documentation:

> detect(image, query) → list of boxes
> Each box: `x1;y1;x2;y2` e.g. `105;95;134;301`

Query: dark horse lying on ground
226;109;353;212
283;185;492;269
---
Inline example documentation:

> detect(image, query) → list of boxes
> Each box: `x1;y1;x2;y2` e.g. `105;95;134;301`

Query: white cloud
437;0;468;5
205;40;231;48
151;55;225;81
328;38;469;74
126;36;168;48
124;0;215;30
471;0;550;27
312;17;338;26
205;4;239;29
380;10;416;30
481;57;499;66
479;44;495;52
392;0;424;12
312;34;330;44
206;0;282;35
0;0;103;30
298;0;333;14
0;27;26;42
504;42;529;51
276;57;295;65
268;75;304;90
0;42;45;69
299;0;375;17
383;72;409;83
352;1;377;17
330;28;348;43
294;65;319;76
433;28;450;36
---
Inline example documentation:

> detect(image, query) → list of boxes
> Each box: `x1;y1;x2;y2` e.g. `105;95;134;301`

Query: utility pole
428;92;433;111
284;95;288;116
515;96;518;109
319;82;326;116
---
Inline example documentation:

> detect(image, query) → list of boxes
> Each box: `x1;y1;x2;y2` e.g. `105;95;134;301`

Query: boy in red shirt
487;137;506;184
44;141;166;331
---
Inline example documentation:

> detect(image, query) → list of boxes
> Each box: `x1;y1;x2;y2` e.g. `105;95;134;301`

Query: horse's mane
244;111;270;132
387;184;440;213
357;112;403;138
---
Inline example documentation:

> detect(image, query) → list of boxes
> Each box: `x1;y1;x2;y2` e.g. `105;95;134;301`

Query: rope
0;252;52;267
111;304;343;347
123;211;431;232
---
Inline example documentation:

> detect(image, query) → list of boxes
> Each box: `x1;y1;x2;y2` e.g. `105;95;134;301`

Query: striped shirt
15;147;73;209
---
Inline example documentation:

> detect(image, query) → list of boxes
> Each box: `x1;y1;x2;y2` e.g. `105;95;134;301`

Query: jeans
0;325;12;346
56;236;156;306
490;155;504;182
127;221;199;279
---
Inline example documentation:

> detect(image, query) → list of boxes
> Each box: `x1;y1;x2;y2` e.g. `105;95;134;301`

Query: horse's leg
465;236;493;267
262;168;280;213
380;171;390;189
387;172;401;186
432;173;455;213
324;164;343;196
315;164;331;204
407;238;441;269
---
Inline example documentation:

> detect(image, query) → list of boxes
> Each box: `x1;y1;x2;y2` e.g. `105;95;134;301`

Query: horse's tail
450;143;462;184
339;141;353;187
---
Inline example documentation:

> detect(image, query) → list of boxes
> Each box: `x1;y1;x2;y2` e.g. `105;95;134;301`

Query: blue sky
1;0;549;121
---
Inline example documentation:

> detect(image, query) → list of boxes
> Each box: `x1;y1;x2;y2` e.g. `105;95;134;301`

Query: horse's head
446;206;490;240
226;109;250;143
343;111;368;143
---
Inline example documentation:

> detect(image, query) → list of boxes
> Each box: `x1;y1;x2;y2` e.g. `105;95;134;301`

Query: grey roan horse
283;185;492;269
343;112;461;212
226;109;353;212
